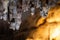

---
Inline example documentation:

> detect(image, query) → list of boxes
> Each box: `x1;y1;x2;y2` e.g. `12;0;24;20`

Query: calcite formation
26;6;60;40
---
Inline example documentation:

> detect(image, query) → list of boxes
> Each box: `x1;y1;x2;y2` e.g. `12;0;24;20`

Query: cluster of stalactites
0;0;22;30
22;0;60;17
9;0;22;30
0;0;60;30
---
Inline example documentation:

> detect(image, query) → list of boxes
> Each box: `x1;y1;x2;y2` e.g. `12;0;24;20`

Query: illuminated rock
26;6;60;40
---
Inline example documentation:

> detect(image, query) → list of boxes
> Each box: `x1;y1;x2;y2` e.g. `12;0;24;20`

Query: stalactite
0;0;60;31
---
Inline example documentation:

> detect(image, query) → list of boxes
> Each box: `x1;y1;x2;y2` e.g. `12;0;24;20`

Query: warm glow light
52;28;60;38
50;28;60;40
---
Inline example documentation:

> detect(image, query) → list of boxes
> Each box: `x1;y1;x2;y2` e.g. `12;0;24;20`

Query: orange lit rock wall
26;6;60;40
